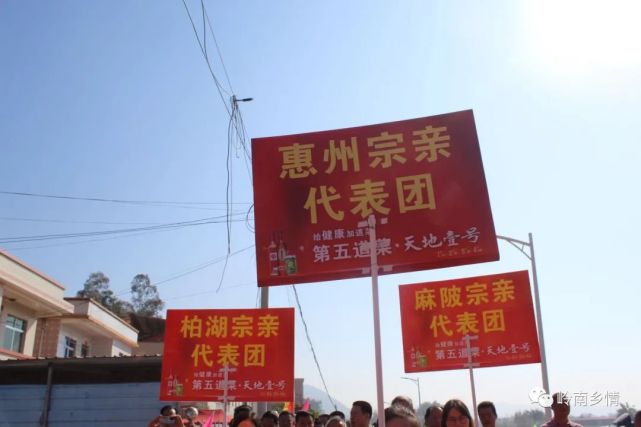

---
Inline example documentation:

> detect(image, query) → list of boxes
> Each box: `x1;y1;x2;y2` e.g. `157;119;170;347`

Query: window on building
2;315;26;353
81;342;89;357
63;336;77;357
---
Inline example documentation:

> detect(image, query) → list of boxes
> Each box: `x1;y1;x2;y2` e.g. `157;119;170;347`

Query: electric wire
291;285;338;411
0;214;250;244
0;190;250;208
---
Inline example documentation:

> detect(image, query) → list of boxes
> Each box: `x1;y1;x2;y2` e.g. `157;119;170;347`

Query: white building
0;250;138;360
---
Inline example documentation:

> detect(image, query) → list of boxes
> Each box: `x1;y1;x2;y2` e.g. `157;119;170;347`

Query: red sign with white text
252;110;498;286
399;270;541;372
160;308;294;402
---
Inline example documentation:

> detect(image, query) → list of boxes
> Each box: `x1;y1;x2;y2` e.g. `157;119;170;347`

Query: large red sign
399;270;541;372
252;110;498;286
160;308;294;402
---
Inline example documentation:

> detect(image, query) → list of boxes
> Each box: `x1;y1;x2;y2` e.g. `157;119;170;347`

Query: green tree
77;271;112;302
616;403;636;417
130;273;164;317
77;272;133;319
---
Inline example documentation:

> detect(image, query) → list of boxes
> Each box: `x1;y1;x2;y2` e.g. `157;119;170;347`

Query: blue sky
1;0;640;416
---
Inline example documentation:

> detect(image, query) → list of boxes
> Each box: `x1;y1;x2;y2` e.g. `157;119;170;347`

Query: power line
114;245;255;296
291;285;337;411
0;190;250;207
0;214;251;244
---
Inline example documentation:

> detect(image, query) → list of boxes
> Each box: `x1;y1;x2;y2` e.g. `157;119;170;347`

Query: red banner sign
252;110;498;286
160;308;294;402
399;270;541;372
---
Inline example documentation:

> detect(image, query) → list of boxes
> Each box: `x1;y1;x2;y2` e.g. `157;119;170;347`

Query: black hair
476;401;497;417
160;405;174;415
352;401;373;418
442;399;473;427
296;411;314;423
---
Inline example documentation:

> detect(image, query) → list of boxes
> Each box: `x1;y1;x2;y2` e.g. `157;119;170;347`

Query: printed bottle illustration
269;231;297;276
268;233;279;276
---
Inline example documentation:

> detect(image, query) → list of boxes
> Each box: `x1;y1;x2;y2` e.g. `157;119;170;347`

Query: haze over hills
304;383;350;414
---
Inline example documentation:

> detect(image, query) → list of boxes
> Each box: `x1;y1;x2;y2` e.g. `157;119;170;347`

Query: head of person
634;411;641;427
391;396;415;413
262;411;279;427
296;411;315;427
279;411;295;427
160;405;177;417
385;404;420;427
424;405;443;427
476;402;497;427
315;414;330;427
442;399;473;427
351;401;373;427
326;416;348;427
329;411;346;421
550;393;571;423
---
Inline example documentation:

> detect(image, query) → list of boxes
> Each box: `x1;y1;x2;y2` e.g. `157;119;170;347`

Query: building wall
84;301;138;345
0;299;37;357
0;253;70;311
0;382;167;427
134;341;164;356
33;318;62;358
112;338;132;356
57;324;91;358
90;338;114;357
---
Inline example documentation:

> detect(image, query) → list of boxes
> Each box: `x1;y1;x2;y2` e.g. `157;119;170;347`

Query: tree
130;273;164;317
77;271;112;302
617;403;636;417
77;272;133;319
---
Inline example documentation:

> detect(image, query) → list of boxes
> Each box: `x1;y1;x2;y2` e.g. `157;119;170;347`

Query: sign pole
219;363;236;427
366;215;386;427
496;233;551;419
463;335;480;427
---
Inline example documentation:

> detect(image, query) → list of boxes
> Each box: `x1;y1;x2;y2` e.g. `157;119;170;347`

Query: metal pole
529;233;551;419
367;215;385;427
39;362;54;427
496;233;551;419
463;336;479;427
257;287;270;417
401;377;421;409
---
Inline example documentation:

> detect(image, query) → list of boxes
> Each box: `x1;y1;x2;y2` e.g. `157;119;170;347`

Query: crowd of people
149;392;641;427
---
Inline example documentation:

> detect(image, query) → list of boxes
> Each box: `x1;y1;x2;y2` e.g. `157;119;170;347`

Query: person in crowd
148;405;183;427
326;415;348;427
385;404;420;427
316;414;330;427
261;411;279;427
351;401;373;427
391;396;415;413
442;399;474;427
280;411;296;427
424;405;443;427
476;401;497;427
232;405;257;427
634;411;641;427
541;393;583;427
329;411;346;421
296;410;315;427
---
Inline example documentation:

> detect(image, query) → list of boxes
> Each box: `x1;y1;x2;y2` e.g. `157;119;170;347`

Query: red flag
283;402;293;412
301;399;310;411
203;412;214;427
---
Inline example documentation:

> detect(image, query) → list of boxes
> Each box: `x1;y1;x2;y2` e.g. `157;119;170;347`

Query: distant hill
303;383;350;415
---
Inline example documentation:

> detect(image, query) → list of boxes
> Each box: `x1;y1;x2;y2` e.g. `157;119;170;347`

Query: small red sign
160;308;294;402
399;270;541;372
